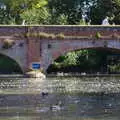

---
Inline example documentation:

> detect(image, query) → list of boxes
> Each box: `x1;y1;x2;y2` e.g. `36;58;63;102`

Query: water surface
0;76;120;120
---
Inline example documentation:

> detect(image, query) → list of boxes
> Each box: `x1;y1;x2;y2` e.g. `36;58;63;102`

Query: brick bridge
0;25;120;74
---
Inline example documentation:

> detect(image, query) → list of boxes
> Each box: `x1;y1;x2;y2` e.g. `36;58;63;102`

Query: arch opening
47;48;120;74
0;54;23;74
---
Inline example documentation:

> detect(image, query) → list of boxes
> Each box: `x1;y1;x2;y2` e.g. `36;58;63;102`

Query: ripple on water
0;76;120;120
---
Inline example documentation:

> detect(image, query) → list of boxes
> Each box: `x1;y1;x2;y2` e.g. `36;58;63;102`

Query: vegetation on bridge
26;32;65;39
2;39;15;49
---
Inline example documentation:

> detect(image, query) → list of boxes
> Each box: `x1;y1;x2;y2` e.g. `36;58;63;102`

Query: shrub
33;32;38;37
2;39;15;49
48;34;56;39
26;32;30;37
38;32;49;39
95;32;101;39
26;32;65;39
56;33;65;39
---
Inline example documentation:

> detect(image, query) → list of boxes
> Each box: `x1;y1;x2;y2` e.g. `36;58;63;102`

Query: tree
48;0;89;24
89;0;120;24
20;0;52;24
21;7;51;25
0;0;50;24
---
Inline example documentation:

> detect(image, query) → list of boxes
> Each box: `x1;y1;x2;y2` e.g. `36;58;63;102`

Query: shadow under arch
0;54;23;74
47;47;120;74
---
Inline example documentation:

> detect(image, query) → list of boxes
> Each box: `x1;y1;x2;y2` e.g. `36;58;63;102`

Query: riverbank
47;73;120;77
0;73;120;78
0;72;46;78
0;74;24;78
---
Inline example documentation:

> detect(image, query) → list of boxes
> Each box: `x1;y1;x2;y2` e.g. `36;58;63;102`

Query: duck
41;92;48;97
36;107;49;113
50;101;63;112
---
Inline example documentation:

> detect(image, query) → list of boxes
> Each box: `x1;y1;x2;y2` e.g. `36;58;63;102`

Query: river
0;76;120;120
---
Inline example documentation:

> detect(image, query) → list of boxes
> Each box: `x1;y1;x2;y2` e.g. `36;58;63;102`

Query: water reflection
0;77;120;120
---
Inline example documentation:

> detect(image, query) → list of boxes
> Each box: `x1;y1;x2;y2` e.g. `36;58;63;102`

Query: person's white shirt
102;17;110;25
22;20;25;25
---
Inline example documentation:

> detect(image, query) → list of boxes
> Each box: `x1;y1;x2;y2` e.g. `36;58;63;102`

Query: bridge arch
41;39;120;72
46;47;120;74
0;53;24;74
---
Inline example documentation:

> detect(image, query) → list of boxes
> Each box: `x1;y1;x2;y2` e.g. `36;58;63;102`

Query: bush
2;40;15;49
26;32;65;39
33;32;38;37
26;32;30;37
108;64;120;73
39;32;50;39
48;34;56;39
56;33;65;39
95;32;101;39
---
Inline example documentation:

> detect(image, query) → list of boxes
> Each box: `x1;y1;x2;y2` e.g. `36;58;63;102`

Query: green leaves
51;49;110;73
0;0;120;24
89;0;120;24
0;0;50;24
21;7;51;24
35;0;48;8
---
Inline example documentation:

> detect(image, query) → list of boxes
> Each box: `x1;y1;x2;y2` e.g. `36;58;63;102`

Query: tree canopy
89;0;120;24
0;0;120;25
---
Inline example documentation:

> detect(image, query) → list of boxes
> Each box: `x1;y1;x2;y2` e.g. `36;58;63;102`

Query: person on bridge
102;16;110;25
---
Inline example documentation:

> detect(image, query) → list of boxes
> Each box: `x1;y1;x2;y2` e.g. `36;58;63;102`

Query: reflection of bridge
0;25;120;73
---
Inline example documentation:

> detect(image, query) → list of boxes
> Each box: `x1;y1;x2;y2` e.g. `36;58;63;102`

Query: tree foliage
89;0;120;24
48;49;112;73
0;0;50;24
21;7;51;24
0;0;120;25
48;0;90;24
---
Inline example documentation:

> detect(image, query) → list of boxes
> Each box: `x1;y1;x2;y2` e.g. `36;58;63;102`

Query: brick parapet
27;26;120;38
0;25;120;38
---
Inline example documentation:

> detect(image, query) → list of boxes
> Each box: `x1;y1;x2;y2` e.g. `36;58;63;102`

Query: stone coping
0;25;120;27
